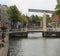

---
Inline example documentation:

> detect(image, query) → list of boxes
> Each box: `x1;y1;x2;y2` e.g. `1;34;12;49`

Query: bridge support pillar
42;13;47;37
43;12;47;31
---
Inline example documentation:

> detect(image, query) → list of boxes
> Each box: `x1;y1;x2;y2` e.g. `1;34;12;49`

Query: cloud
0;0;57;15
0;0;10;5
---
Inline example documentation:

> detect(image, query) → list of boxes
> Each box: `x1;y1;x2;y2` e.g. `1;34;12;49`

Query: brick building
52;14;60;28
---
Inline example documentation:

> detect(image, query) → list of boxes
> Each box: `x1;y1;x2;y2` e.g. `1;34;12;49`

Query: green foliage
55;4;60;10
7;5;29;24
35;15;40;22
56;0;60;9
30;15;36;23
55;0;60;17
46;14;52;22
29;15;42;23
55;9;60;16
7;5;21;22
21;14;28;24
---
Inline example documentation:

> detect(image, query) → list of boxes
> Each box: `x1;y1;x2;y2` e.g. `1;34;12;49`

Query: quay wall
0;33;9;56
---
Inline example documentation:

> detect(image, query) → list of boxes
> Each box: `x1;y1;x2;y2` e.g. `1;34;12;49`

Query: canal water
9;32;60;56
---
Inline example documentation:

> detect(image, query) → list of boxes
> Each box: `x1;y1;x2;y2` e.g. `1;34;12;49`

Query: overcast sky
0;0;57;16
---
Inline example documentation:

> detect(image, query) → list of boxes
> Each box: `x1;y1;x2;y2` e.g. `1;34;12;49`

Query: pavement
0;34;9;56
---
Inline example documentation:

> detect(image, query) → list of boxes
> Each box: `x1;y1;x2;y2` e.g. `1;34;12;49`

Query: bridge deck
7;30;60;34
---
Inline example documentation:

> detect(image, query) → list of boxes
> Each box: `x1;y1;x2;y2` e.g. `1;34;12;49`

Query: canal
9;32;60;56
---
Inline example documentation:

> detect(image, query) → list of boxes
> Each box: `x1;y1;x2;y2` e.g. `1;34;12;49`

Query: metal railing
7;28;27;33
47;28;60;31
1;27;60;34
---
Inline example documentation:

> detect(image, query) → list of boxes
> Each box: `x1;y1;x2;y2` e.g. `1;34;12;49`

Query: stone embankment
0;33;9;56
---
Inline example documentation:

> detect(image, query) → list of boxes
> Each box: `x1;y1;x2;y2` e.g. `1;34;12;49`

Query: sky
0;0;57;16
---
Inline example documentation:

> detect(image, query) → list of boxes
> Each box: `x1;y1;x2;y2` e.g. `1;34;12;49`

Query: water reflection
53;39;60;56
9;36;60;56
28;32;42;38
9;38;23;56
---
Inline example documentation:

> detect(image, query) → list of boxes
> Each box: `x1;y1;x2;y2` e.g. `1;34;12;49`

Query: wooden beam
29;9;53;13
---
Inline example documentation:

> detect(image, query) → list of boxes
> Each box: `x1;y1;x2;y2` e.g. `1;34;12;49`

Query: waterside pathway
0;33;9;56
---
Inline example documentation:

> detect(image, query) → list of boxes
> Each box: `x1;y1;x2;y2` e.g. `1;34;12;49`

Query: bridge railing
9;27;27;32
3;27;60;33
47;28;60;31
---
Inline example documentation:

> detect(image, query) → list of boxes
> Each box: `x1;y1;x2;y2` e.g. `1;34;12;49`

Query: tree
7;5;21;23
55;0;60;18
46;14;52;22
46;14;52;27
53;0;60;28
7;5;21;28
39;16;43;21
30;15;36;23
30;15;41;23
35;15;40;22
56;0;60;9
21;14;28;24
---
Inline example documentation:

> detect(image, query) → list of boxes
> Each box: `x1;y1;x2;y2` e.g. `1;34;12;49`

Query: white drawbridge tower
28;9;53;31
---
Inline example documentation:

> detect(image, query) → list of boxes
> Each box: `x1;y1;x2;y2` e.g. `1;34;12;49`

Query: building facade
52;14;60;28
0;4;10;29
